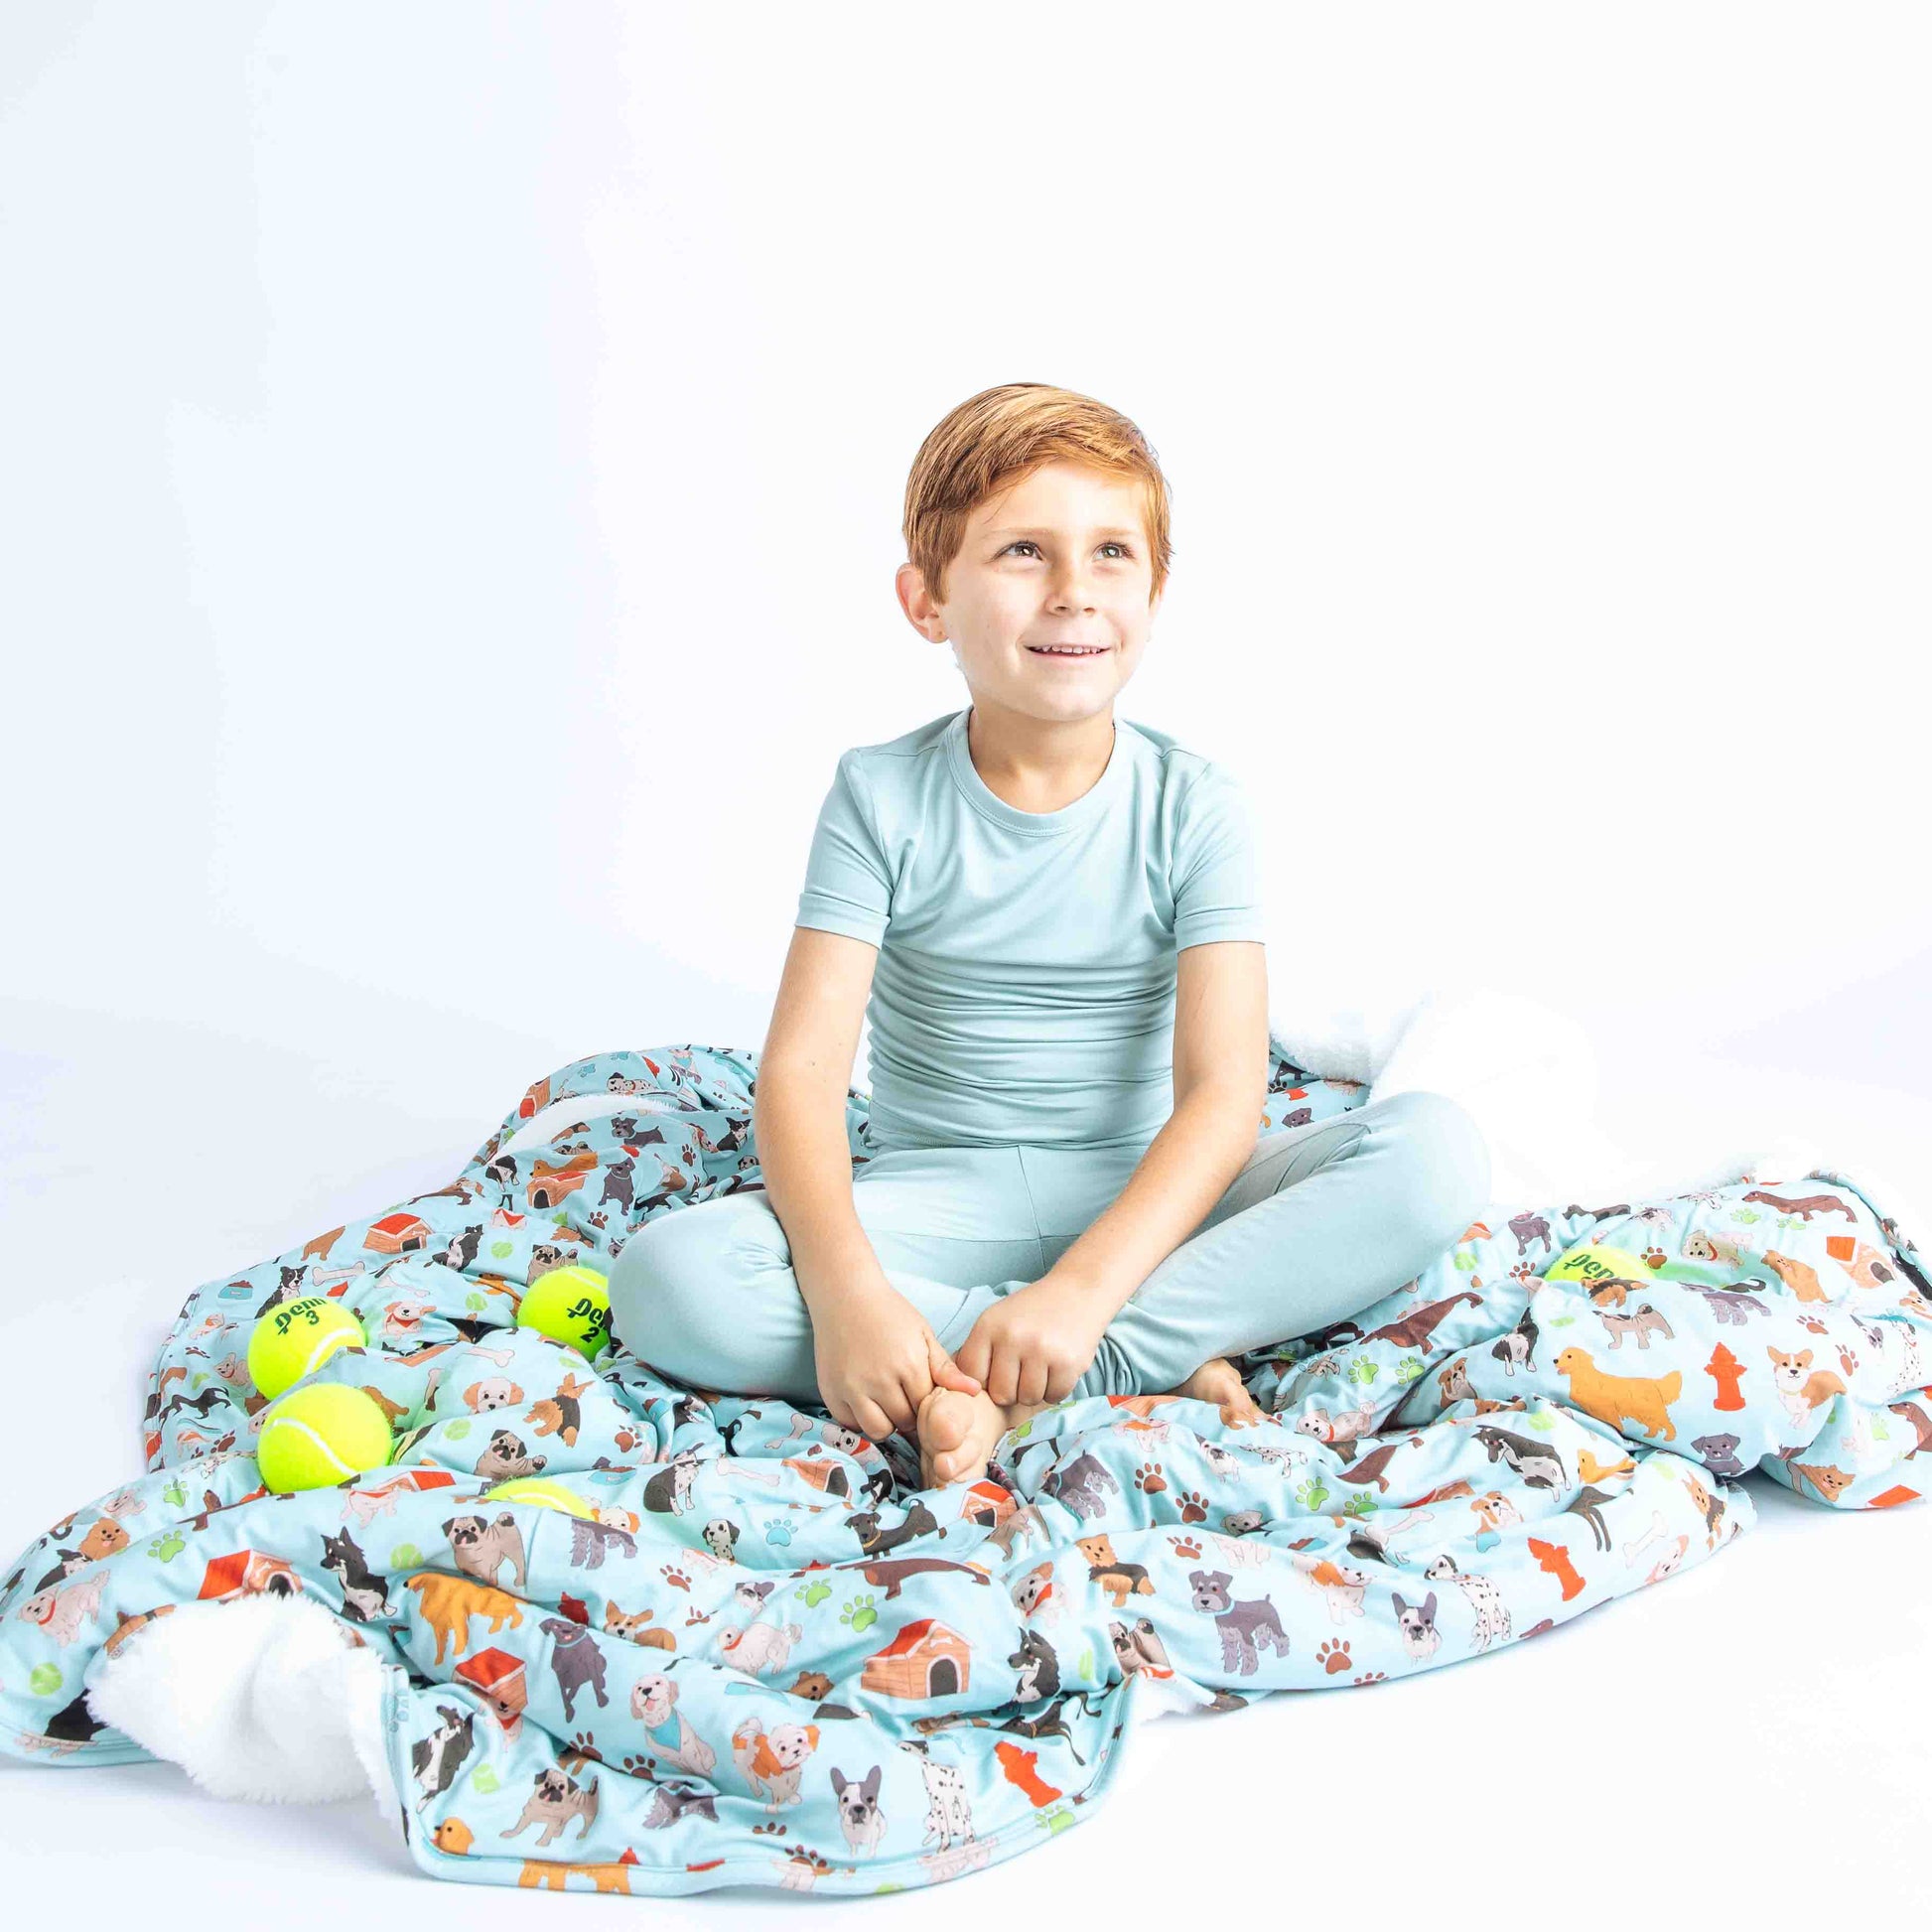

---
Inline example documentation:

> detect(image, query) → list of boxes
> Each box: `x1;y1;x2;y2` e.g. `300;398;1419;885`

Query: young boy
607;383;1492;1492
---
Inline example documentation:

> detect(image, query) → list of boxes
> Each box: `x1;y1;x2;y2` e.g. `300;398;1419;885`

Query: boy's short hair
902;382;1172;608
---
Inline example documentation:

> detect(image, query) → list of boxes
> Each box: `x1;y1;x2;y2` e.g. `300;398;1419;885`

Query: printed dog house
457;1646;528;1734
527;1151;597;1210
859;1618;970;1701
196;1549;301;1601
364;1211;433;1256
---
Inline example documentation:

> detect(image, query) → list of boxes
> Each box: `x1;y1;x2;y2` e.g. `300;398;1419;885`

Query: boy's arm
756;925;890;1311
1049;940;1271;1318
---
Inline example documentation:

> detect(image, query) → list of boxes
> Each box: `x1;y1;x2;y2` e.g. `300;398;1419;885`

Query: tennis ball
483;1477;599;1520
257;1383;394;1493
247;1296;367;1400
516;1264;613;1359
1545;1242;1655;1290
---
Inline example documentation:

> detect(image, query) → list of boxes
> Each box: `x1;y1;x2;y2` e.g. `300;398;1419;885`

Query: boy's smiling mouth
1027;644;1110;657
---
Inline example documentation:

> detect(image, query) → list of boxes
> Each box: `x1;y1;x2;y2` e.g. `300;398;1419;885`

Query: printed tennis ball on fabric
483;1477;599;1520
247;1296;367;1400
1545;1242;1655;1290
515;1265;613;1359
256;1383;395;1493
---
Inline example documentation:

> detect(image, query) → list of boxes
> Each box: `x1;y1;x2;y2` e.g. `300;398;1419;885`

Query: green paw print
1346;1357;1379;1388
1395;1356;1424;1384
147;1531;186;1562
1340;1491;1376;1518
799;1579;833;1608
29;1662;62;1698
840;1592;878;1635
1295;1477;1330;1512
162;1479;187;1509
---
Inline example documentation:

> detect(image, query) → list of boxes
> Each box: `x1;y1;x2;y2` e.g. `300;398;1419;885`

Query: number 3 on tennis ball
516;1265;613;1359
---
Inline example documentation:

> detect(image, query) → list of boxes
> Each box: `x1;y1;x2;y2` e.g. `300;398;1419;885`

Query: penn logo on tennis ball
516;1264;613;1359
1545;1242;1654;1288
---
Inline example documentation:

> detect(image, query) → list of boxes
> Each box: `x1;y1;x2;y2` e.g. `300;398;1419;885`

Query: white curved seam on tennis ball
263;1418;359;1479
302;1333;355;1377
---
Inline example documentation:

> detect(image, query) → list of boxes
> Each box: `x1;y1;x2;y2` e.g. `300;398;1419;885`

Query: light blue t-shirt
793;704;1266;1152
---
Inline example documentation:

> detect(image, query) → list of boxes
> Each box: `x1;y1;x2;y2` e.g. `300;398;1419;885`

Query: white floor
3;995;1929;1923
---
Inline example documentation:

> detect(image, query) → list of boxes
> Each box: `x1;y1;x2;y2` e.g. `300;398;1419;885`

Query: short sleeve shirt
793;705;1266;1151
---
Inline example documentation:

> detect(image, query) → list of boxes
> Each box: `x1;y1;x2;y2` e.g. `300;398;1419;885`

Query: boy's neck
962;698;1117;816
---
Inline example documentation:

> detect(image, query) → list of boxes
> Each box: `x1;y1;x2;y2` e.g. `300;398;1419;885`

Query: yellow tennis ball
1545;1242;1654;1290
483;1477;599;1520
247;1296;366;1400
257;1384;394;1493
516;1265;613;1359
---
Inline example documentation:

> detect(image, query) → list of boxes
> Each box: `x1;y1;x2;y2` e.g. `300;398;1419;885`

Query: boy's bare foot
913;1383;1053;1488
1174;1355;1267;1429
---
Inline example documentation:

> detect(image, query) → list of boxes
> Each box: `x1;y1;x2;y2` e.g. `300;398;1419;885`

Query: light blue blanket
4;1038;1928;1895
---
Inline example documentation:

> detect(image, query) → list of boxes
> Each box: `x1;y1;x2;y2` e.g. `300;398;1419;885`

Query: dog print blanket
3;1038;1928;1897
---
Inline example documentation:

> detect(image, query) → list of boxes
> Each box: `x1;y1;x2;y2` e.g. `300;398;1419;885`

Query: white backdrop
3;4;1930;1922
3;2;1927;1085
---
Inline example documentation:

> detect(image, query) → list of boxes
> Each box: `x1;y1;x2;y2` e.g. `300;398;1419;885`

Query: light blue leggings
606;1089;1491;1406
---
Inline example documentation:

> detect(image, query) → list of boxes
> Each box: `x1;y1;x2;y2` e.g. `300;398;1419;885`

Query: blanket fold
4;1020;1927;1898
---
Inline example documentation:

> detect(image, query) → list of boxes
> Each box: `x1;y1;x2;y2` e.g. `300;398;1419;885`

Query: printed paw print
1352;1670;1387;1686
1395;1356;1425;1384
799;1578;833;1608
618;1751;654;1777
567;1730;605;1762
1510;1261;1543;1286
1294;1478;1330;1512
841;1591;879;1635
750;1820;788;1839
1167;1533;1202;1561
1133;1460;1168;1495
1641;1246;1668;1269
1798;1313;1828;1334
762;1519;795;1548
1346;1357;1379;1388
1316;1638;1352;1675
660;1562;691;1591
147;1531;185;1562
1339;1492;1375;1519
1175;1488;1210;1524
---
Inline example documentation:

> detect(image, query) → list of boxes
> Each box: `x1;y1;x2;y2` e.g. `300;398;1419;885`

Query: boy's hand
809;1275;981;1444
951;1272;1114;1406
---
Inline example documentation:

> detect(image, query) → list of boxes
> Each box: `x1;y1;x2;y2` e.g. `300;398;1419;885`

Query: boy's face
897;460;1161;728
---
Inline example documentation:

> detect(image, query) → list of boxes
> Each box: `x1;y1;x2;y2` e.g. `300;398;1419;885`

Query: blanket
4;1034;1929;1898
